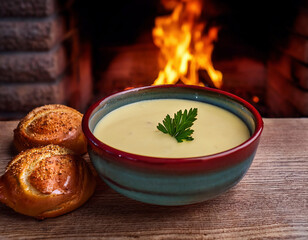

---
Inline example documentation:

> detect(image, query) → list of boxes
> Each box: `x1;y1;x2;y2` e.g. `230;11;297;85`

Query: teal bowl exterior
82;85;263;206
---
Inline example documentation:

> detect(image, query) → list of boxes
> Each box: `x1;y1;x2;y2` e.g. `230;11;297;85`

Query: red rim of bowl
82;84;264;166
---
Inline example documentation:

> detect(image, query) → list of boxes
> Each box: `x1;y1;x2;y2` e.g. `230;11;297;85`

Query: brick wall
0;0;92;119
267;6;308;117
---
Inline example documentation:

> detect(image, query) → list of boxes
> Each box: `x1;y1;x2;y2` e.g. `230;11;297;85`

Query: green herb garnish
157;108;198;143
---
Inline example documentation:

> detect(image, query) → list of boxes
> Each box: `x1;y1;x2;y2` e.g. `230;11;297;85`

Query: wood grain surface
0;119;307;239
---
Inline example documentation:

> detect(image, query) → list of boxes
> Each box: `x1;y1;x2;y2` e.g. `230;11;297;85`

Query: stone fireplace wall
266;5;308;117
0;0;92;119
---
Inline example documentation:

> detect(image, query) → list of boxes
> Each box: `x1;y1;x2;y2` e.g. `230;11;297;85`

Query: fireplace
0;0;307;119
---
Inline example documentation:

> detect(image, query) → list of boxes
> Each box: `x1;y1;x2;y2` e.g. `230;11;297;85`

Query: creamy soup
93;99;250;158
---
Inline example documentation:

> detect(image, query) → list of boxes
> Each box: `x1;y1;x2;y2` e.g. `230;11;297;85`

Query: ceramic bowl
82;85;263;206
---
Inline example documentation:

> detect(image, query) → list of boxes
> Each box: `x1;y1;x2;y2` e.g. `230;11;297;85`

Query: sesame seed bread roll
0;145;96;219
14;104;87;155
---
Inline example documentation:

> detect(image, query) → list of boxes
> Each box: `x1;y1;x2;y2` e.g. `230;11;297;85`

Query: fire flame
152;0;223;88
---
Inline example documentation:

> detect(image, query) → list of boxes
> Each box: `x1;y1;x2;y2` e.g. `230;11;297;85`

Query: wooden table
0;119;307;239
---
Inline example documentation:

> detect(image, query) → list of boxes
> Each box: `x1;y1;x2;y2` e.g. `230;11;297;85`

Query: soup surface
93;99;250;158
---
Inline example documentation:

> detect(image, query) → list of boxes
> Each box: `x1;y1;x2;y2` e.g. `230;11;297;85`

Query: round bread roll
14;104;87;155
0;145;96;219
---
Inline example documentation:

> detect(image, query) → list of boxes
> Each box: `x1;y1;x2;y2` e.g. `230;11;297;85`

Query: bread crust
0;145;96;219
14;104;87;155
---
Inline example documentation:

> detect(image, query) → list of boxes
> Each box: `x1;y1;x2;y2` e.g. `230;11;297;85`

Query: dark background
75;0;303;61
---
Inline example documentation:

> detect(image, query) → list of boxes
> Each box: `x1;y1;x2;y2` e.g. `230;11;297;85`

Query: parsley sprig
157;108;198;143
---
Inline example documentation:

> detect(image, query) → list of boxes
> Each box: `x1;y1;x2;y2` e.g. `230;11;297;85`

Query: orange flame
152;0;222;88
